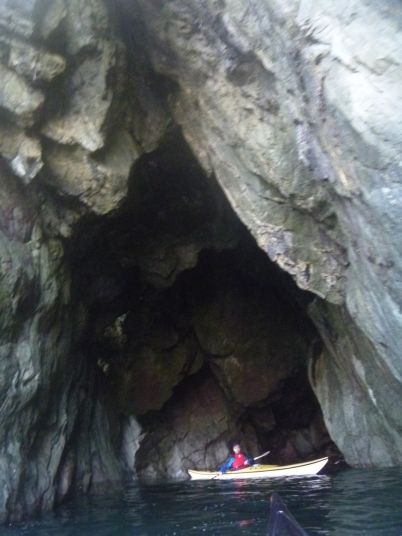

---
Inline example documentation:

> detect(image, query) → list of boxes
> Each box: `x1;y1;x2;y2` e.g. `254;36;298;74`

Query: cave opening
69;130;336;483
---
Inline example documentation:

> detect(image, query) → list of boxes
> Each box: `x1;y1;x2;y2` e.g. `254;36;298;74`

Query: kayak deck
188;456;328;480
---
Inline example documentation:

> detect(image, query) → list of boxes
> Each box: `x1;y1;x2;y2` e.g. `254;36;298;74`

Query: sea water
2;467;402;535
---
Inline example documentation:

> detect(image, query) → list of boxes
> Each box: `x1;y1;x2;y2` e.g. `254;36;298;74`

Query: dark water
2;468;402;535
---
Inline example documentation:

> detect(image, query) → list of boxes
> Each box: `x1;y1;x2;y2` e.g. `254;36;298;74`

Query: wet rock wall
0;0;401;522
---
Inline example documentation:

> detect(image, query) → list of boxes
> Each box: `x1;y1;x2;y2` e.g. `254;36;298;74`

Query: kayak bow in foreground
188;456;328;480
267;493;309;536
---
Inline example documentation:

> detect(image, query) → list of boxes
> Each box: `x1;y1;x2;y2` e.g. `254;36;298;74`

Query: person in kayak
219;443;254;473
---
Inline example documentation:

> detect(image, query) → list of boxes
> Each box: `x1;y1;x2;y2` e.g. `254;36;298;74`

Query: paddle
213;449;271;478
253;449;271;462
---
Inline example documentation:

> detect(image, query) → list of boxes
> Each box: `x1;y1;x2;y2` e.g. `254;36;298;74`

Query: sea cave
0;0;401;523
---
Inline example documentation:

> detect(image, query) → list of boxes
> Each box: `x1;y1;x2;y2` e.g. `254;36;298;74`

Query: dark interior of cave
68;130;338;482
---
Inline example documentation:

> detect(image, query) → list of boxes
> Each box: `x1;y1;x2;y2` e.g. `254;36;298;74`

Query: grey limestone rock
42;40;124;153
0;31;66;84
0;0;146;522
0;0;37;38
192;270;308;406
0;168;127;521
136;375;260;482
43;130;140;215
128;0;402;468
0;64;44;125
0;121;42;183
1;0;402;522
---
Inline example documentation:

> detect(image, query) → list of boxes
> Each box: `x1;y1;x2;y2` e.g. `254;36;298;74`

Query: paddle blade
267;493;309;536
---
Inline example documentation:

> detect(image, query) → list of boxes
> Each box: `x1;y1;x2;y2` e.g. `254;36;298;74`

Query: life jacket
232;452;247;470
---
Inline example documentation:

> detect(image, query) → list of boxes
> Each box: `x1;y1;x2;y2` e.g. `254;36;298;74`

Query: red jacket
232;452;247;469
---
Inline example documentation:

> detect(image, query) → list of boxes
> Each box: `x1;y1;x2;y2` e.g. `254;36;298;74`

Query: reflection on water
2;468;402;535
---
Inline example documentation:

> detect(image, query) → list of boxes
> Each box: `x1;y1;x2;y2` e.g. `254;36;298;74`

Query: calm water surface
2;468;402;535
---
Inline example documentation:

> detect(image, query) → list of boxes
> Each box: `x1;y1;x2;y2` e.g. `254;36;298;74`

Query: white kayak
188;456;329;480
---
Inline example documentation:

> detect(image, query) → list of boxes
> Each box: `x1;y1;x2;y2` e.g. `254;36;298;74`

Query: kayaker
219;443;254;473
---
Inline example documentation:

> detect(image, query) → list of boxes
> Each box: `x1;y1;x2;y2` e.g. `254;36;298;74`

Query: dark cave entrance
69;130;336;482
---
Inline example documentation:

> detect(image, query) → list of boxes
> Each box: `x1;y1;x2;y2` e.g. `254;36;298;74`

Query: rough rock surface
0;0;149;522
125;0;402;467
0;0;402;523
0;164;126;521
136;374;260;482
191;256;309;406
70;180;323;476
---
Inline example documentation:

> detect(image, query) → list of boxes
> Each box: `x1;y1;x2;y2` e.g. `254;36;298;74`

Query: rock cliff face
0;0;140;521
0;0;401;522
124;0;402;467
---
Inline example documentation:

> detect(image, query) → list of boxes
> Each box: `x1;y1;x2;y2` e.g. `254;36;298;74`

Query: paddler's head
233;444;241;454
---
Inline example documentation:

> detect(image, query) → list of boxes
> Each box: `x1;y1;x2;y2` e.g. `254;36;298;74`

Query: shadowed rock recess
0;0;401;522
